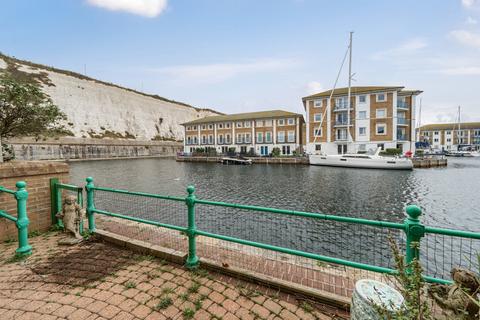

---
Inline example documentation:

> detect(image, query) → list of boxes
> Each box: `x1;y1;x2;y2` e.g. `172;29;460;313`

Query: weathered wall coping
0;161;69;179
8;137;182;147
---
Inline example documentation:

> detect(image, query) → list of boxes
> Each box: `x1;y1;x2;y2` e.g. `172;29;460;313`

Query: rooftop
181;110;303;125
302;86;423;100
419;122;480;131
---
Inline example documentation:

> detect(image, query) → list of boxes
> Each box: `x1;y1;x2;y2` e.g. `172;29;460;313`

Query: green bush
271;147;281;157
380;148;402;156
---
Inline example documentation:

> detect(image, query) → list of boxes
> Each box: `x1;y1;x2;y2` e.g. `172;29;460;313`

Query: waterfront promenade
0;232;347;320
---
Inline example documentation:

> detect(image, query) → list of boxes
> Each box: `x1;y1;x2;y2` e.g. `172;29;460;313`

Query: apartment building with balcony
417;122;480;151
181;110;304;156
302;86;422;155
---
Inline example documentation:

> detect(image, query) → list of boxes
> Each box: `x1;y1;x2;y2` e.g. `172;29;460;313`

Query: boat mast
347;31;353;153
457;106;461;148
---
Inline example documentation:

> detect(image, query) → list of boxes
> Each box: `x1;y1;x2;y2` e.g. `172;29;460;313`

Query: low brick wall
0;161;69;241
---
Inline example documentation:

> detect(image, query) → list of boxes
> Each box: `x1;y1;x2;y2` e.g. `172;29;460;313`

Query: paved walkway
0;232;348;319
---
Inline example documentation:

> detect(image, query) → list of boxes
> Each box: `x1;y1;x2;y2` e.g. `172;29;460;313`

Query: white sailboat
309;32;413;170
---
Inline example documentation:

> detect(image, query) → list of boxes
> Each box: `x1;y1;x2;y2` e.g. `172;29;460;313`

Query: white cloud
439;66;480;75
449;29;480;48
154;58;299;84
372;38;428;60
86;0;167;18
466;16;478;24
462;0;477;8
306;81;323;94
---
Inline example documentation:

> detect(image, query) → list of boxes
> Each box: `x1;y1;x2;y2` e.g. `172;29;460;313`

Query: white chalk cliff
0;54;220;141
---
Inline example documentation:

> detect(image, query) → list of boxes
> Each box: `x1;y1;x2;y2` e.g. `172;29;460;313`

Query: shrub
271;147;281;157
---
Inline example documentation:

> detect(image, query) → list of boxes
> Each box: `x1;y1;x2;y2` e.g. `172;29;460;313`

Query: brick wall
0;161;69;241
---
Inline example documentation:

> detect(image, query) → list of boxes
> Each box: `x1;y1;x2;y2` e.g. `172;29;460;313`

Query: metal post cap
406;205;421;219
187;185;195;195
86;177;94;183
16;181;26;189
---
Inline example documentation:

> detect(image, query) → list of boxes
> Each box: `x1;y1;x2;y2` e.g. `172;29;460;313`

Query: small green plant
183;307;195;319
28;230;41;237
300;301;314;313
271;147;281;157
161;287;174;295
187;281;200;294
124;281;137;289
156;297;173;310
3;238;16;244
179;292;190;301
5;253;28;264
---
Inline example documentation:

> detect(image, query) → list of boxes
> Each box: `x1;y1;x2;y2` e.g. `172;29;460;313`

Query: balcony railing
397;101;409;109
336;135;348;141
334;105;348;111
397;118;409;125
397;134;408;141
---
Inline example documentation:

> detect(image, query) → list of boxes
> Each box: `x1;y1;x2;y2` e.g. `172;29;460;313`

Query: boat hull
309;155;413;170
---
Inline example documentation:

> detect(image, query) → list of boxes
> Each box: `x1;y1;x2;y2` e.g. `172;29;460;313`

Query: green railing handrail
195;198;406;230
0;181;32;256
75;177;480;286
0;210;17;222
56;183;83;192
0;185;16;195
91;186;185;202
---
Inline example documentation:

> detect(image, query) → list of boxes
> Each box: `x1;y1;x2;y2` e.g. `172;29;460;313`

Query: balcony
397;118;409;125
334;105;349;112
334;120;352;127
397;101;409;109
397;134;408;141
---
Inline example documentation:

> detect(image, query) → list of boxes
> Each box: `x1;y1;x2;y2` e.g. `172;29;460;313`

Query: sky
1;0;480;125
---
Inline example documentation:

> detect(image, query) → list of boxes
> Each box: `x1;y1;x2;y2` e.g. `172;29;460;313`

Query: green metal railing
0;181;32;256
69;176;480;286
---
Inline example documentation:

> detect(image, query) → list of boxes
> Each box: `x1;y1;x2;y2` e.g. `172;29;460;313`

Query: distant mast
347;31;353;153
456;106;462;147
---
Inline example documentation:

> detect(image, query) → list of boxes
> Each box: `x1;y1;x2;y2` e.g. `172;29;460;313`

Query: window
376;109;386;118
187;126;191;131
236;134;243;143
377;143;385;150
236;122;243;128
446;131;451;135
226;123;231;129
257;132;263;143
193;125;197;130
314;99;322;107
314;127;322;137
218;135;224;144
358;95;366;103
358;111;367;120
193;136;198;144
264;120;272;127
265;131;272;143
315;144;322;151
187;137;191;144
359;127;366;136
314;113;322;122
397;96;407;108
434;138;439;142
376;124;386;135
202;135;207;144
277;131;285;143
287;118;295;125
218;123;223;129
201;125;206;130
208;124;213;130
244;121;251;128
376;93;386;102
208;135;213;144
282;145;291;155
447;138;451;142
287;131;295;142
256;120;264;127
335;97;348;109
245;133;251;143
278;119;285;126
434;131;439;135
225;134;231;143
475;130;480;136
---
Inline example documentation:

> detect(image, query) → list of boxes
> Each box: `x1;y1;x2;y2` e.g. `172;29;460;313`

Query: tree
0;73;67;162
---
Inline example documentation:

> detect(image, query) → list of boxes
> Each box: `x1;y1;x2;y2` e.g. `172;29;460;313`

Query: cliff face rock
0;54;220;141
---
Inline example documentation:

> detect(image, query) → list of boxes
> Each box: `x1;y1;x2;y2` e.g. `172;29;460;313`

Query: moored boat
309;148;413;170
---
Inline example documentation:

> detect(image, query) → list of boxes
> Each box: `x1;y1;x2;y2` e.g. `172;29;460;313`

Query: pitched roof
302;86;422;100
181;110;302;125
419;122;480;131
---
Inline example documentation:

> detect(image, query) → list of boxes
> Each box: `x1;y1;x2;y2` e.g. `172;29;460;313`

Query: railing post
404;205;425;268
85;177;96;233
15;181;32;256
185;185;199;269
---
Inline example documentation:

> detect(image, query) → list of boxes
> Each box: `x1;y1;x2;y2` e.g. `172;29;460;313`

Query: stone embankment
9;138;182;161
